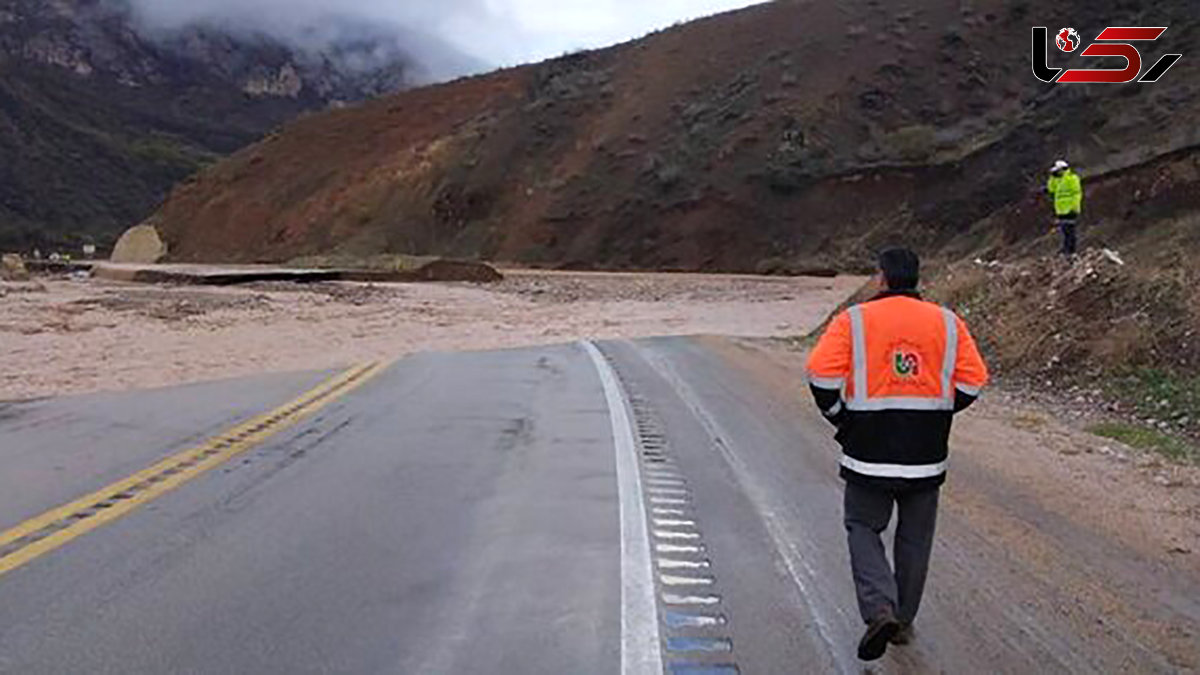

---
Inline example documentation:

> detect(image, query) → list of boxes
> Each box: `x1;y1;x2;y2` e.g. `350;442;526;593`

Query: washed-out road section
0;339;1196;673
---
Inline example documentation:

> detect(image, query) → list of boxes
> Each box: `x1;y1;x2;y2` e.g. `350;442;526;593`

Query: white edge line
582;341;663;675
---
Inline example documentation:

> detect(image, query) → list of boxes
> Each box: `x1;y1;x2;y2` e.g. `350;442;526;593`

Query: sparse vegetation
127;135;212;170
1104;368;1200;435
1088;422;1197;463
881;124;938;162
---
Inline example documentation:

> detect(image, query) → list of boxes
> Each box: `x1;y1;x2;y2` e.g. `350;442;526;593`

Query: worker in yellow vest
1047;160;1083;256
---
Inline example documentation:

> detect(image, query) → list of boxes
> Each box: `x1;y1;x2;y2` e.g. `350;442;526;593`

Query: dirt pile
408;260;503;283
147;0;1200;272
935;250;1198;378
930;247;1200;450
336;259;504;283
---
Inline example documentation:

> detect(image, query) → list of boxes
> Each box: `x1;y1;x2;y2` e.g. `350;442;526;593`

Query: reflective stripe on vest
849;304;868;406
940;307;959;406
840;455;947;479
845;304;959;412
808;376;846;390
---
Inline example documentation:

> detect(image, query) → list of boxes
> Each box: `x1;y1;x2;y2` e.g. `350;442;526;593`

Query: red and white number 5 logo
1032;26;1183;84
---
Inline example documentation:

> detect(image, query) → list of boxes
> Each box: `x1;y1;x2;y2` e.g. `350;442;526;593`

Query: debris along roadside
89;259;503;286
932;248;1199;464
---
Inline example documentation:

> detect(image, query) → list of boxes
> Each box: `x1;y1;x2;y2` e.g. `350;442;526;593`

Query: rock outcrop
111;225;168;264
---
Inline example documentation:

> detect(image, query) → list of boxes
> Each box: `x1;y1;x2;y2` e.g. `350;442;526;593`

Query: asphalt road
0;338;1195;673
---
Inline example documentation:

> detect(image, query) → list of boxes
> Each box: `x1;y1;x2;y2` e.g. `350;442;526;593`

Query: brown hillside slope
152;0;1200;270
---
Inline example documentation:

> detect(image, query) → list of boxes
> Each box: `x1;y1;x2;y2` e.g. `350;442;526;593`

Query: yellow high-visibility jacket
1047;169;1083;216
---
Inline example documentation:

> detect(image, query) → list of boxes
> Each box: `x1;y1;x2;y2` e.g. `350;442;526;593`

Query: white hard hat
1052;160;1070;172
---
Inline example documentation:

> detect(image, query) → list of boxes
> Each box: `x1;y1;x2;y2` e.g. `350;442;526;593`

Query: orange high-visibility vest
807;293;989;484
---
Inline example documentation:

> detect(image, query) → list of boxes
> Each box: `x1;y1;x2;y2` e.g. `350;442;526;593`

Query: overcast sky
127;0;770;72
436;0;769;66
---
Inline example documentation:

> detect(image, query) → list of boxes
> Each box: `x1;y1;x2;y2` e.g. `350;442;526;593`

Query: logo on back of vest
893;350;920;377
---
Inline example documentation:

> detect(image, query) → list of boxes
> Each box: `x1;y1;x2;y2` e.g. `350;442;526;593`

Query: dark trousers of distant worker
1058;214;1078;256
844;482;939;625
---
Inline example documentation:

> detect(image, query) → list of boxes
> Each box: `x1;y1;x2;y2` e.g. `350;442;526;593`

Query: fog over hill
120;0;490;82
121;0;768;72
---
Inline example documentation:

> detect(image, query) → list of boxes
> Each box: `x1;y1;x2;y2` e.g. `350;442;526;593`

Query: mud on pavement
0;271;865;401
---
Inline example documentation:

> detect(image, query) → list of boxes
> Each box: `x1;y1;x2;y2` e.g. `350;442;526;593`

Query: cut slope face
151;0;1200;270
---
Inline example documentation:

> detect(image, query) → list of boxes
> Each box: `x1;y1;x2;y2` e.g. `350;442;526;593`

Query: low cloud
123;0;769;79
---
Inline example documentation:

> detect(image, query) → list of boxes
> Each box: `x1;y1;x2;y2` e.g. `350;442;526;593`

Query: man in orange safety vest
807;248;989;661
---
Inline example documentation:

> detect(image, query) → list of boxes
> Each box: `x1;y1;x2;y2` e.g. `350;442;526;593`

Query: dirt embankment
0;271;864;401
926;233;1200;454
935;250;1198;382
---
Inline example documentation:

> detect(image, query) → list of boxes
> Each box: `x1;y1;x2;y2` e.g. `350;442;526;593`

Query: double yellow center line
0;362;389;579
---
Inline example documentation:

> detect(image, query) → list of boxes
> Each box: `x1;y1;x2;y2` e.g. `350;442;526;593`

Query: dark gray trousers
1058;215;1078;256
844;482;940;625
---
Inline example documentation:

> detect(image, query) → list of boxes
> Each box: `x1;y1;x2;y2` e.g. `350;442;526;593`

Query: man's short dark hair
878;248;920;290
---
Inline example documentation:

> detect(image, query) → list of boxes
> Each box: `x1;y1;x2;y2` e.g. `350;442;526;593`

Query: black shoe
857;608;901;661
889;622;914;646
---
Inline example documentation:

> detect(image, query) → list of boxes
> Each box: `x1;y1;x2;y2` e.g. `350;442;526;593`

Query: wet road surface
0;338;1196;673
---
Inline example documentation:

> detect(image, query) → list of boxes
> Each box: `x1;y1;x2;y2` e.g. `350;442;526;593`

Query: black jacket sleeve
953;390;979;413
809;384;848;428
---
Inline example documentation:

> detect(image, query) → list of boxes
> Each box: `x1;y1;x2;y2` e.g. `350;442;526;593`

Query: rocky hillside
0;0;436;252
148;0;1198;272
